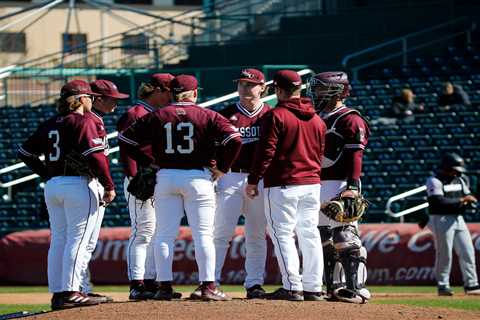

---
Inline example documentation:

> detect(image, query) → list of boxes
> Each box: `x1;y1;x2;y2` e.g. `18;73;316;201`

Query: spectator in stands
389;88;424;120
437;82;471;110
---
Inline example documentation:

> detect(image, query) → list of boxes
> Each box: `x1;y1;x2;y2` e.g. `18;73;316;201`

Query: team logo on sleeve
357;127;366;143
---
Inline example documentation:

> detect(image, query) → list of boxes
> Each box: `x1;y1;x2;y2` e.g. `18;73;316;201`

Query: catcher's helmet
439;152;466;173
307;71;350;112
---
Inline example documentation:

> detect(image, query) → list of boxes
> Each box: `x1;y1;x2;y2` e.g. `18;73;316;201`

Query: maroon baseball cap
234;68;265;84
273;70;302;90
90;80;129;99
60;80;100;99
170;74;199;94
150;73;174;90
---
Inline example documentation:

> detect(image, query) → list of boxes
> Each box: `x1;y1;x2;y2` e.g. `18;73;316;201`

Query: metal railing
0;68;314;191
342;17;476;80
385;185;428;219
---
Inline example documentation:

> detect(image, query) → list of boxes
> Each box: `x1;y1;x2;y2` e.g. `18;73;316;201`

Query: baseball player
119;74;242;301
18;80;115;310
213;69;270;299
426;153;480;296
246;70;326;301
79;79;130;303
117;73;174;300
308;71;371;303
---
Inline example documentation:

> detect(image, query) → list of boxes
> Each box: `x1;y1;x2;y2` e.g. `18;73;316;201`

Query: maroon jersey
248;98;326;188
319;106;370;183
119;101;242;172
18;112;114;190
219;102;271;172
117;101;154;177
88;108;109;154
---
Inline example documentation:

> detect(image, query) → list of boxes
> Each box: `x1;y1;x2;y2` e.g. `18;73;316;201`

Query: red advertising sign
1;224;479;285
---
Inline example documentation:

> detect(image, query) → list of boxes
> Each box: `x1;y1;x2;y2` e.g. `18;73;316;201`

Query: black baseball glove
64;149;94;177
321;193;370;223
127;166;157;201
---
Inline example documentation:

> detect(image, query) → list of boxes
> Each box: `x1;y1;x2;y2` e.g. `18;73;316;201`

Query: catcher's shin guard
319;226;337;296
335;246;370;304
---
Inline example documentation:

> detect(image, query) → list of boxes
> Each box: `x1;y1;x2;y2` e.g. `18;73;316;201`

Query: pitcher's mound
27;298;479;320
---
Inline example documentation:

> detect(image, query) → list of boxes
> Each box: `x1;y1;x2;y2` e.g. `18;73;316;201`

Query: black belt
230;168;249;173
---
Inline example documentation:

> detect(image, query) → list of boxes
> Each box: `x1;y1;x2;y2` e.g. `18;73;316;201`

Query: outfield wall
1;224;480;286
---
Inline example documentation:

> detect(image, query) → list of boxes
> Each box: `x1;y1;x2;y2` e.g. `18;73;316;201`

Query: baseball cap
273;70;302;90
150;73;175;90
170;74;199;94
60;80;100;99
234;68;265;84
90;80;129;99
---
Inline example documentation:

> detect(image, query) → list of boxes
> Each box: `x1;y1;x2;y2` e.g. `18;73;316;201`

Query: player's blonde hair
137;82;156;99
173;90;195;102
56;96;83;115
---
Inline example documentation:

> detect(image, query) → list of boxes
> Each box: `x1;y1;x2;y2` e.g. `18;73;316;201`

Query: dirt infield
2;292;480;320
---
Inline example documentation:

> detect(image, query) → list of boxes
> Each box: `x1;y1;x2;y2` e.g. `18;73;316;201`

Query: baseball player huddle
18;68;372;310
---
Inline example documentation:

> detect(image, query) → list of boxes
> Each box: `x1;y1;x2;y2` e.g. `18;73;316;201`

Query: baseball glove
64;150;94;177
321;193;369;223
127;166;157;201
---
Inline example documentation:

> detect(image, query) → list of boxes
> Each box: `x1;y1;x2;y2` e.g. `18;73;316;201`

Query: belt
230;168;249;173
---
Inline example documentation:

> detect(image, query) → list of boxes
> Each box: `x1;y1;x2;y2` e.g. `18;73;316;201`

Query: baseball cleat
465;286;480;295
189;285;203;300
129;287;156;300
334;288;370;304
303;291;325;301
264;288;304;301
86;292;113;303
438;286;454;296
55;291;99;310
200;284;231;301
246;285;266;299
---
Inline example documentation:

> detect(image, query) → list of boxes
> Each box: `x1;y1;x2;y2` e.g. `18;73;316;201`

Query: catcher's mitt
64;150;94;177
321;193;369;223
127;166;157;201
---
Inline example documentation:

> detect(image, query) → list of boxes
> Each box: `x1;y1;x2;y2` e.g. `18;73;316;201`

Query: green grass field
0;286;479;316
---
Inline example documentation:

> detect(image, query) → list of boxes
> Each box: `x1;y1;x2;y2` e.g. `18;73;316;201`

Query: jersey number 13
163;122;194;154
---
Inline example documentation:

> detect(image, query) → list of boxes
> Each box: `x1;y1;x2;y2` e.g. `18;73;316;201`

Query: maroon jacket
248;98;326;188
116;101;154;177
119;101;242;172
219;102;271;172
18;112;115;191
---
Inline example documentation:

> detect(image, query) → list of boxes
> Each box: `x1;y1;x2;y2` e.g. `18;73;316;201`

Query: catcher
308;71;371;304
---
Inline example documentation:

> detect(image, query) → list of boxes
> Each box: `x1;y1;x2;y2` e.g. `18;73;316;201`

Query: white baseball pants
153;169;216;282
44;176;101;293
124;177;156;281
264;184;323;292
214;172;267;288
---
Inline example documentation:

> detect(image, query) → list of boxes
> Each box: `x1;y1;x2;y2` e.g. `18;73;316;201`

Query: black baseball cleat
465;286;480;296
264;288;304;301
303;291;324;301
438;286;454;296
152;282;183;301
189;285;203;300
246;285;266;299
129;286;156;300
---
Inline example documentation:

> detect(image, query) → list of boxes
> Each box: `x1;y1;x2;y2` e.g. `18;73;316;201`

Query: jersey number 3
164;122;194;154
48;130;60;161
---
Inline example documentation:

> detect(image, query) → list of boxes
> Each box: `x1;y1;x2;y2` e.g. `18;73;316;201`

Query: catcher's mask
307;71;350;113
